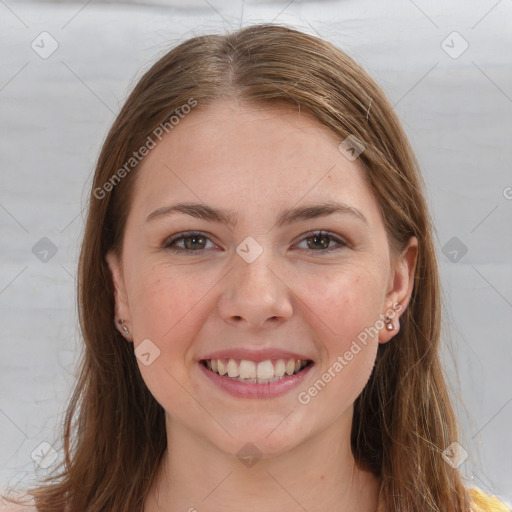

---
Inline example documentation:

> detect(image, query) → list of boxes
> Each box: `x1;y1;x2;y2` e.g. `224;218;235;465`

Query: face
107;99;417;459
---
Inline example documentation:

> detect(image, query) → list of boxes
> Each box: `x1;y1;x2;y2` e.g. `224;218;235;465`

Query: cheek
126;267;211;412
293;269;383;413
128;264;207;338
293;263;385;346
124;269;199;394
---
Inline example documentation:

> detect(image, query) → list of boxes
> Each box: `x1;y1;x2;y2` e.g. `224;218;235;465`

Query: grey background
1;0;511;505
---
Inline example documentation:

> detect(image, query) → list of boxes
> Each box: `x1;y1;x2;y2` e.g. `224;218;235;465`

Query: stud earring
384;316;394;331
117;319;129;335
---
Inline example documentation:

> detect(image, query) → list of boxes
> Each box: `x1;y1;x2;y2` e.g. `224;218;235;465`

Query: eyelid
162;230;220;252
163;230;348;255
293;230;349;252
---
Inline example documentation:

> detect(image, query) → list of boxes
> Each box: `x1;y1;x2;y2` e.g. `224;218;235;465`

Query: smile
198;358;314;399
201;358;311;383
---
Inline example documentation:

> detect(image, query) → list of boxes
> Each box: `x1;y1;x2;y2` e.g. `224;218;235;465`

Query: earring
117;319;129;335
384;316;394;331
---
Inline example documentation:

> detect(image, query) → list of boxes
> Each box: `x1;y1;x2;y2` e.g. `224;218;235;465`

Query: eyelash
162;230;348;254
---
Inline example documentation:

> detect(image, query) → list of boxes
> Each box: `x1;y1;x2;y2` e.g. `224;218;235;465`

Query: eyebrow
146;201;368;227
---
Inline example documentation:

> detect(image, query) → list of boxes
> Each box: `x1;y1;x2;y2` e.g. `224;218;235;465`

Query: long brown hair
3;23;471;511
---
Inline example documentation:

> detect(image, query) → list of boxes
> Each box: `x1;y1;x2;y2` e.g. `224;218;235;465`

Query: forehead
129;99;382;228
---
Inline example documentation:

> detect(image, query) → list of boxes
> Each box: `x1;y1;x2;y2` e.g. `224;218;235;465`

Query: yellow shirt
469;487;511;511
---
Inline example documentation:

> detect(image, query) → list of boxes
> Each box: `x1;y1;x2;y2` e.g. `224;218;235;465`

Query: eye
162;230;347;254
163;231;217;253
295;231;347;252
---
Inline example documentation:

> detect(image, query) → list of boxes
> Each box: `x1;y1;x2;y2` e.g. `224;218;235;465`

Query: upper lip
198;348;313;363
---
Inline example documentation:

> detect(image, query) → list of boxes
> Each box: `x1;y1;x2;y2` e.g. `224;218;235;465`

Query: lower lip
198;361;314;399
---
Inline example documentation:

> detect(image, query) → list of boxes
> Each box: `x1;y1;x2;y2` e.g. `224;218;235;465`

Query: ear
106;250;132;341
378;236;418;344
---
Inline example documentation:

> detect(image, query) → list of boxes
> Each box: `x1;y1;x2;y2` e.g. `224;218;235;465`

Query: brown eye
163;232;215;253
182;235;207;250
306;234;332;250
296;231;347;252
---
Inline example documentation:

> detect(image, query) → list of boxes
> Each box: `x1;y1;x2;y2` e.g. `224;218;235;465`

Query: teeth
203;357;309;382
239;360;256;379
227;359;239;377
274;359;286;378
217;359;227;376
256;360;274;380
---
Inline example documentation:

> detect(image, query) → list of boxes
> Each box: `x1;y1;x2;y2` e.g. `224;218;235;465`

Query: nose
217;253;293;329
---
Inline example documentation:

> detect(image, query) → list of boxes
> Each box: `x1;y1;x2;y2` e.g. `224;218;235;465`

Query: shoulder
468;487;511;512
0;495;37;512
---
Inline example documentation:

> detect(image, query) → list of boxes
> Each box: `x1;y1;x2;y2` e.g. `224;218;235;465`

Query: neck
145;411;380;512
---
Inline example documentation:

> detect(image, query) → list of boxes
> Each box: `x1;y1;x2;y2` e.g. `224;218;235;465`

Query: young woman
2;23;509;512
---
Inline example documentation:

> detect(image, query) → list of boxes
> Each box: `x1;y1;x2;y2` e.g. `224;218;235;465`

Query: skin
107;99;417;512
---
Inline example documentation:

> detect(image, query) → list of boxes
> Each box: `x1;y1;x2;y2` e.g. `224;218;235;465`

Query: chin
205;415;313;461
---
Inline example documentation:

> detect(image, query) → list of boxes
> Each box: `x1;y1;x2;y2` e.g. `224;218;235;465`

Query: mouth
200;357;314;384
